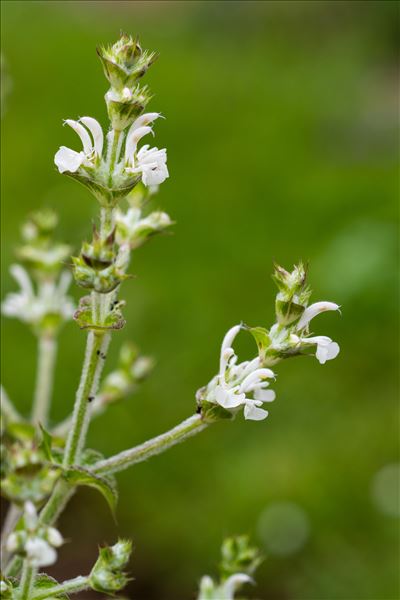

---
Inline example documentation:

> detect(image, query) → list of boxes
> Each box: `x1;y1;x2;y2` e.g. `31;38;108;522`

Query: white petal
6;532;19;553
219;325;241;375
215;385;244;409
10;265;34;297
326;341;340;360
79;116;103;156
24;501;38;530
244;401;269;421
297;302;340;329
57;270;72;296
141;163;169;187
25;538;57;567
54;146;85;173
221;325;241;353
254;388;276;402
125;126;153;162
239;368;275;393
46;527;63;547
131;112;161;131
64;119;93;154
222;573;253;598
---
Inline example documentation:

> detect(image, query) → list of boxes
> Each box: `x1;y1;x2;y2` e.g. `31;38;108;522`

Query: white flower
210;325;275;421
54;116;104;173
198;573;253;600
6;503;63;567
2;265;75;326
115;207;172;247
293;301;340;364
297;301;340;330
46;527;64;548
25;537;57;567
124;113;169;187
302;335;340;365
221;573;253;599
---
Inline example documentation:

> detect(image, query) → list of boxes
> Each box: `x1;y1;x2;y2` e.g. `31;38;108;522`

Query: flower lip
297;301;340;330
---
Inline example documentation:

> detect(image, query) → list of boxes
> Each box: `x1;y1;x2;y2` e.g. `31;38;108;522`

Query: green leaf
199;401;234;423
39;425;53;462
32;574;70;599
63;466;118;517
6;422;36;442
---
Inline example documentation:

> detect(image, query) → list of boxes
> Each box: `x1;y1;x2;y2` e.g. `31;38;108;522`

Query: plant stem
92;414;208;475
31;575;89;599
32;333;57;427
0;384;23;423
0;504;21;570
39;479;74;526
18;561;36;600
63;331;110;466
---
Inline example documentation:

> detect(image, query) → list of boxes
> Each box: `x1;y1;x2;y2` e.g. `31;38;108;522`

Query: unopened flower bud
46;526;64;547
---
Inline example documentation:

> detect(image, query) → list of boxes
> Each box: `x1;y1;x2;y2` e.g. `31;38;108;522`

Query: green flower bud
72;257;128;294
272;263;311;326
97;34;158;90
16;210;72;277
72;229;129;294
115;207;173;250
220;535;263;579
106;84;153;131
98;34;157;131
89;539;132;594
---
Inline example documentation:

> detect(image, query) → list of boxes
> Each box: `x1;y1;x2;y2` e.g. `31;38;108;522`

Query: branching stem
32;333;57;427
31;575;89;599
92;414;208;475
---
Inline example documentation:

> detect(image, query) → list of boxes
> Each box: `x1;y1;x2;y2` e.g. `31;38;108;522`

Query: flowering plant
0;34;340;599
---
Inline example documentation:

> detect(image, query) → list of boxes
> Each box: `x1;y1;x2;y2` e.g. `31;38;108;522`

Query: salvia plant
0;34;340;599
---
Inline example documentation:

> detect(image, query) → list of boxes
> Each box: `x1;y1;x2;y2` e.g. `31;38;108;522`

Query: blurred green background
1;1;399;599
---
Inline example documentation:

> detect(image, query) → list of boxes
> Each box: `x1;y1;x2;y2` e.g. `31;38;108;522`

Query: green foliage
62;466;118;518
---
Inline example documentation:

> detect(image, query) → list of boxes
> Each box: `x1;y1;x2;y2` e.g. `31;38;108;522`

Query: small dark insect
88;396;94;403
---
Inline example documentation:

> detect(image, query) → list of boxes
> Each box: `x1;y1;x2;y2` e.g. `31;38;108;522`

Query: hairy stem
92;414;208;475
31;575;89;599
0;384;23;423
63;331;110;466
32;333;57;427
0;504;21;570
18;562;36;600
39;479;74;526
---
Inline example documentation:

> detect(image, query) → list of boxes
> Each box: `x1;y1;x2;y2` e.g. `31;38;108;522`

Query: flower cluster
54;112;168;191
197;263;340;422
197;325;276;421
6;502;63;568
1;210;75;335
54;35;168;206
115;204;173;250
1;265;74;333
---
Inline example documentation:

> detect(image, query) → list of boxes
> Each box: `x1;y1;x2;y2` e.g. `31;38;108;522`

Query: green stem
32;333;57;427
0;384;23;424
18;561;36;600
39;479;74;526
107;129;122;188
92;414;208;475
31;575;89;599
1;504;21;570
63;331;110;466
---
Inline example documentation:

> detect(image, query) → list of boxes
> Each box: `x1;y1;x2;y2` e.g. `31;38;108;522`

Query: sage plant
0;34;340;599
